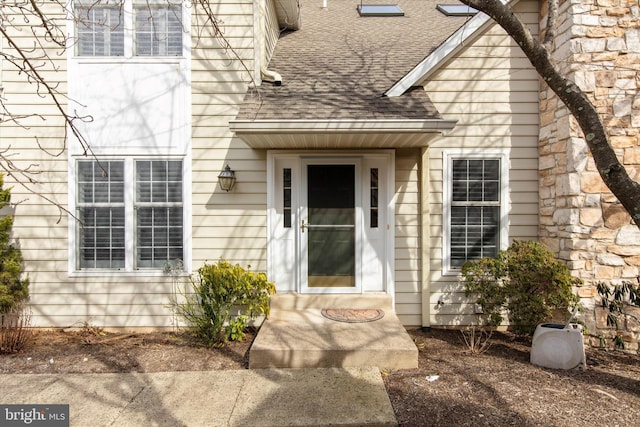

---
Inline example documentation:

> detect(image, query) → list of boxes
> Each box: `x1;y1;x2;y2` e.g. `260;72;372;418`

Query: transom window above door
74;0;184;57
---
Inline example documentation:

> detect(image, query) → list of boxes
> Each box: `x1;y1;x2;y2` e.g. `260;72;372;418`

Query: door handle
301;219;308;233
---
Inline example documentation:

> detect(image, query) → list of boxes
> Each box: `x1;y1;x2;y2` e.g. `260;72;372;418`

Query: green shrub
597;278;640;349
0;175;29;314
171;259;275;346
461;240;580;335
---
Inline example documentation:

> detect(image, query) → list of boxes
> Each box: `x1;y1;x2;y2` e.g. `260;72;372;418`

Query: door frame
267;150;395;297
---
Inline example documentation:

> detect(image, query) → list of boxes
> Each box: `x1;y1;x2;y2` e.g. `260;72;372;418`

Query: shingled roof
231;0;472;147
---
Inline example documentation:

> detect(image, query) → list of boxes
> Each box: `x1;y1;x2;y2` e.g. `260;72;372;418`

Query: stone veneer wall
538;0;640;350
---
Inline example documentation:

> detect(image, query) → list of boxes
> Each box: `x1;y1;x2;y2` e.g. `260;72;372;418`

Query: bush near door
461;240;580;335
171;259;275;346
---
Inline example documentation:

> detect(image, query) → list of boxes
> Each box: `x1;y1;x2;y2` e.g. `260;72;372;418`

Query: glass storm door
301;162;360;292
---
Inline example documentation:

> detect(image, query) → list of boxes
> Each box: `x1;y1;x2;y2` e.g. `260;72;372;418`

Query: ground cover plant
597;278;640;349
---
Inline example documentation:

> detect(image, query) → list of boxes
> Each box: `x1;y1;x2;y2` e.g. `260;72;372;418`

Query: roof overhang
229;119;458;149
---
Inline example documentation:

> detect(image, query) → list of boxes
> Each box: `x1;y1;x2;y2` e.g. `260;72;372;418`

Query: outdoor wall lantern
217;164;236;192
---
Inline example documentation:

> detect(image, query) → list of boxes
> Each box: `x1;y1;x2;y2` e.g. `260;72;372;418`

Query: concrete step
251;295;418;370
269;293;394;311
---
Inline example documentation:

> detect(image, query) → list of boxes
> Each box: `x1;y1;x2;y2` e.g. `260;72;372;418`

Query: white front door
268;151;394;295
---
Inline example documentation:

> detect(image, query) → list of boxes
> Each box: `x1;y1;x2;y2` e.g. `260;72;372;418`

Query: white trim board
441;149;510;275
386;0;518;97
267;150;396;302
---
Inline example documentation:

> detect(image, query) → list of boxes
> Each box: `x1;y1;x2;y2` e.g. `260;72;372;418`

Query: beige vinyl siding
4;0;542;329
191;0;268;277
1;3;74;327
0;0;262;328
264;0;280;63
394;149;422;325
421;0;540;327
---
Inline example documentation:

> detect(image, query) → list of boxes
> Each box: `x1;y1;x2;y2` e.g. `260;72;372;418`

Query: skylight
357;4;405;17
436;4;478;16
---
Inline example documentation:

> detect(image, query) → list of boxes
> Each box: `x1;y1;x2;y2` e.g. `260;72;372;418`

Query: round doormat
321;308;385;323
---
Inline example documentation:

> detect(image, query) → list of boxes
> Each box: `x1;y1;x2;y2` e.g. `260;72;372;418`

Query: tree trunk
461;0;640;228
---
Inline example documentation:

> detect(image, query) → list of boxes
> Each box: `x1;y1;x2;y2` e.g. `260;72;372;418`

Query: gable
387;0;526;97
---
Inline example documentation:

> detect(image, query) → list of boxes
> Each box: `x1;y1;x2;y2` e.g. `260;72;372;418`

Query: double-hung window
77;161;126;268
76;159;184;271
444;152;508;272
76;3;125;56
135;160;184;268
75;0;183;57
135;3;183;56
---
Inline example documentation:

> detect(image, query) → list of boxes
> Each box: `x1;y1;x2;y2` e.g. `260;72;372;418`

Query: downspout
257;0;282;86
261;66;282;86
421;146;431;331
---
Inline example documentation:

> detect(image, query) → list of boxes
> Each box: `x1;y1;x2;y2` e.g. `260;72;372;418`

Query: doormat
321;308;385;323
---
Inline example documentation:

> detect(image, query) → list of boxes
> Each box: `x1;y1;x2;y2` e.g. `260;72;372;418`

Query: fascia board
386;0;518;98
229;119;458;133
385;12;492;97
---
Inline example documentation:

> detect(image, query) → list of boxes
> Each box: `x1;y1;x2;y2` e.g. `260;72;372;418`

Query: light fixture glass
217;164;236;192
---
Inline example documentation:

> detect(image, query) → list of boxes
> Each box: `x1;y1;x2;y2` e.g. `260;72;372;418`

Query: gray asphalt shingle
236;0;470;121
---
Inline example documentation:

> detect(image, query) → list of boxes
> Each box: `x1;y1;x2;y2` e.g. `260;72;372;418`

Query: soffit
230;118;457;148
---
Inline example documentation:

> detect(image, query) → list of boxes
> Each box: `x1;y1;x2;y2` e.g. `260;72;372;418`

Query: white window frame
442;149;510;275
134;1;184;56
69;156;191;276
75;2;126;57
76;160;126;269
72;0;186;58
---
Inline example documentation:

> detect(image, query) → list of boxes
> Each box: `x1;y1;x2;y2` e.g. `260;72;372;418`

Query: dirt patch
1;328;639;426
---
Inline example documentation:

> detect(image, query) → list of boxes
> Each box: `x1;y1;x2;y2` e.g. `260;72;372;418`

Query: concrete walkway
0;368;397;426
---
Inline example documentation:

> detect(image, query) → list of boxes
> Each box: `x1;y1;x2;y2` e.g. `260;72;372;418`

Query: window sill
442;267;463;277
71;56;186;64
69;270;190;278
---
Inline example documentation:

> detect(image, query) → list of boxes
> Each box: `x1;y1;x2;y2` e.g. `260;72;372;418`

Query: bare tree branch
1;2;94;156
192;0;257;88
1;0;259;218
0;146;72;223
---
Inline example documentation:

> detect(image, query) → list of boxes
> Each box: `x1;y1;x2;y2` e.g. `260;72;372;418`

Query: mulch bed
385;328;640;426
1;327;639;426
